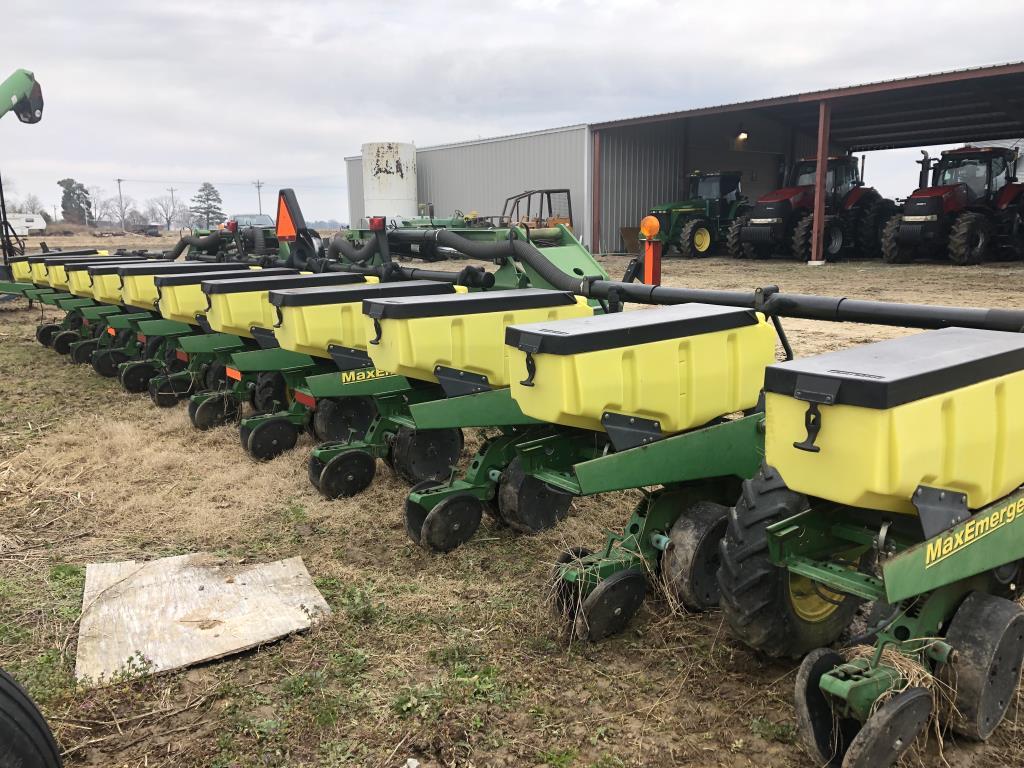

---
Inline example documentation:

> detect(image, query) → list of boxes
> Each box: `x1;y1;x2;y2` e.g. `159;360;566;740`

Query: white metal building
345;62;1024;254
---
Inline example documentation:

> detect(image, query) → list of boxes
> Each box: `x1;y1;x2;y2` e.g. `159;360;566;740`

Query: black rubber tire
791;214;844;261
404;479;444;544
204;360;228;392
119;362;157;394
678;218;714;259
191;394;238;431
91;349;129;378
794;648;859;767
35;323;59;347
70;339;99;365
318;449;376;499
389;426;463;486
312;396;377;443
717;464;865;659
245;418;299;461
726;215;755;259
937;591;1024;740
497;456;573;534
142;334;166;360
662;501;730;611
0;668;62;768
51;330;77;356
856;196;897;259
948;211;993;265
307;453;326;490
164;345;187;374
253;372;287;412
419;494;484;553
880;216;915;264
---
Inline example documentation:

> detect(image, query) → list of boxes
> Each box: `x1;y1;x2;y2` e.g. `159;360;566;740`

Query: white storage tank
361;142;417;223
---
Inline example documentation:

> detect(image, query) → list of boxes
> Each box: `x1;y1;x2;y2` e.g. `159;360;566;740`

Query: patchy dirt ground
2;253;1023;768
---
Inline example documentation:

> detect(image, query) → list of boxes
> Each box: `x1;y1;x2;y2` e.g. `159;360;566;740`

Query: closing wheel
573;567;646;642
842;687;931;768
794;648;860;767
192;394;240;431
0;667;62;768
318;449;376;499
389;426;463;485
550;547;593;622
245;418;298;461
718;464;869;658
418;493;483;553
148;376;182;408
312;396;377;442
35;323;60;347
120;362;157;393
70;338;99;365
404;480;443;544
51;330;78;355
662;501;729;611
937;591;1024;740
91;349;129;378
307;453;326;490
497;456;573;534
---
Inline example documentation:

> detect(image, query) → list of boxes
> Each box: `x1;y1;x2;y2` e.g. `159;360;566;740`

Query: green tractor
647;171;748;258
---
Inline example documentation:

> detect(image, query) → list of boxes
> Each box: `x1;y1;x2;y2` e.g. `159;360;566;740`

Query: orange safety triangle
277;194;297;240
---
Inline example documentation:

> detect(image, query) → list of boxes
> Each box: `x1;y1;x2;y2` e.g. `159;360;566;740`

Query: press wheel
148;376;182;408
35;323;59;347
91;348;129;378
192;394;239;431
841;687;931;768
550;547;593;622
313;396;377;442
0;667;62;768
497;456;573;534
245;418;298;461
573;567;646;642
937;591;1024;740
119;361;156;393
318;449;376;499
417;493;483;553
389;426;463;485
794;648;860;766
70;338;99;365
404;480;443;544
662;501;729;610
51;330;77;355
307;453;326;490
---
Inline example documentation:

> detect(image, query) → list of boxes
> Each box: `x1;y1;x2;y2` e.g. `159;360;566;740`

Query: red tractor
882;146;1024;265
727;156;895;260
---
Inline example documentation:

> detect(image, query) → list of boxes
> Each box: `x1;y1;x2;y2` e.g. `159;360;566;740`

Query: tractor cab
787;156;863;203
929;147;1018;204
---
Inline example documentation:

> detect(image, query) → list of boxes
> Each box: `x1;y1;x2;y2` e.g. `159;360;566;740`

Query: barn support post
809;99;831;265
591;129;602;254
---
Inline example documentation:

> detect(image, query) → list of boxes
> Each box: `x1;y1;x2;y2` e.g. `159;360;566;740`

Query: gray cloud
3;0;1023;221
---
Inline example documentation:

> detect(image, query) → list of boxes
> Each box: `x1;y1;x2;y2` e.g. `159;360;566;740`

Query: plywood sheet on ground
75;553;330;683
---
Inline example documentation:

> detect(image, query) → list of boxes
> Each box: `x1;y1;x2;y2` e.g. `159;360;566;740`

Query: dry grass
3;252;1024;766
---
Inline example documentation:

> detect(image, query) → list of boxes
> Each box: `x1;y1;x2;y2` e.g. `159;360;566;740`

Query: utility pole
253;180;264;215
167;186;177;231
116;178;125;231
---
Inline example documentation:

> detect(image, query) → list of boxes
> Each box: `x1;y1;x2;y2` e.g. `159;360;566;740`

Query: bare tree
146;196;179;231
20;193;44;215
114;194;136;230
91;196;118;226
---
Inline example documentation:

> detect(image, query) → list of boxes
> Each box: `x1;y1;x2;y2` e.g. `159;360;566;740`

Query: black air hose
327;232;377;264
166;230;226;260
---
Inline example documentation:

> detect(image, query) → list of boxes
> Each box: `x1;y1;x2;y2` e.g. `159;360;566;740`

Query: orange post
638;214;662;285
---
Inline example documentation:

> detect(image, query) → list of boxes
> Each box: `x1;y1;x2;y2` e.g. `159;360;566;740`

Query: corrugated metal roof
590;61;1024;130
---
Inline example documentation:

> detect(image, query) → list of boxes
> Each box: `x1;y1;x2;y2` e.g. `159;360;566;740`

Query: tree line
7;180;227;230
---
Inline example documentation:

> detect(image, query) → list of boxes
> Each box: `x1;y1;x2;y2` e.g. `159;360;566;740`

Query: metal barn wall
345;157;364;225
417;126;590;245
596;111;820;253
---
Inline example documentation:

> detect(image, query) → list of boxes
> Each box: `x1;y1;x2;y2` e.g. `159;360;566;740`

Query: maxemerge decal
925;496;1024;568
340;368;392;384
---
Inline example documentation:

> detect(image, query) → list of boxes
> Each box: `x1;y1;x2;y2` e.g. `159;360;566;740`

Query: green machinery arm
0;69;44;124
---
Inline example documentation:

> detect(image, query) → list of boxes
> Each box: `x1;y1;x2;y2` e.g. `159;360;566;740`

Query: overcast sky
3;0;1024;223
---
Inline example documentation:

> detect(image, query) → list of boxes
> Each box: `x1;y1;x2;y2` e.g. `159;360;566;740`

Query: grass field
2;250;1023;767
